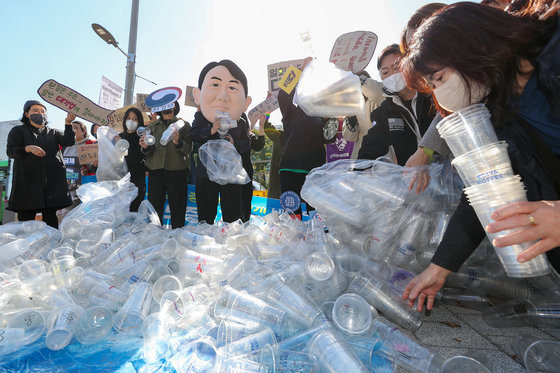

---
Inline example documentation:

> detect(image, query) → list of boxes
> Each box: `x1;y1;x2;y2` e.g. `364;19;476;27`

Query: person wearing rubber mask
191;59;252;224
140;101;192;228
399;1;560;312
119;107;147;212
357;44;435;166
7;100;76;228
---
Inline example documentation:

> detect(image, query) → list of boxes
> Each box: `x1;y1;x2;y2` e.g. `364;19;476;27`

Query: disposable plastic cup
348;272;423;332
483;300;560;328
88;282;126;312
267;282;321;329
171;336;218;373
305;251;335;281
152;275;182;303
160;284;212;326
452;141;513;187
276;322;333;352
256;344;320;372
332;293;376;335
301;270;348;304
213;353;268;373
46;305;84;350
113;281;152;335
370;317;444;373
335;252;365;280
6;308;46;345
512;334;560;373
219;327;277;356
442;352;492;373
0;327;25;356
75;305;113;344
216;319;263;348
307;329;369;373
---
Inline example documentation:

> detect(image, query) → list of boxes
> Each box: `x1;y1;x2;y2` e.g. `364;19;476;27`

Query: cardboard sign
107;104;150;132
248;91;279;126
98;76;123;110
184;86;197;107
267;59;305;92
77;143;98;165
38;80;114;126
329;31;378;73
278;65;302;95
136;93;149;112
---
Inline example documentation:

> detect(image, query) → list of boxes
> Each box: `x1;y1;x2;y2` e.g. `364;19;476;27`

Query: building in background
0;120;21;223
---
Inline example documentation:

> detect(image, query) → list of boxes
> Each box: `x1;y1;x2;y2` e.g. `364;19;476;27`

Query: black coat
358;93;435;165
119;131;147;185
7;123;75;211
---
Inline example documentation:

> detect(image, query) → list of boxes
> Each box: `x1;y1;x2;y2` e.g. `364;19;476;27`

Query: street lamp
91;0;140;106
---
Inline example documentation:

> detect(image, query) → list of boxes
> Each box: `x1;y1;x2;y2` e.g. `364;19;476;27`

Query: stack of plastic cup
437;104;551;278
307;328;370;373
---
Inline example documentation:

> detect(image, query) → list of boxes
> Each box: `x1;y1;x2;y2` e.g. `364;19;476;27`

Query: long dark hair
399;3;447;54
122;107;145;129
402;1;557;125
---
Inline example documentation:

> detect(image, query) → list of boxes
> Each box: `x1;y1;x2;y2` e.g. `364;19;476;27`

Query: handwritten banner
37;79;114;126
107;104;150;132
329;31;378;73
267;59;305;93
184;86;197;107
77;143;98;165
248;91;279;126
136;93;149;112
98;75;123;110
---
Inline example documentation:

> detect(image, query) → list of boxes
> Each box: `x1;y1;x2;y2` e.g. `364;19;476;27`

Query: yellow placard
277;65;301;94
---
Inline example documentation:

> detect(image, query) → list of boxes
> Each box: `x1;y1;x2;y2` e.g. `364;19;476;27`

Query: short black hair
377;44;402;70
198;59;248;97
122;107;145;128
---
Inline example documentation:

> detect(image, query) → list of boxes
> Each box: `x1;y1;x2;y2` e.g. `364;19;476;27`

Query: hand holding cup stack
437;104;550;277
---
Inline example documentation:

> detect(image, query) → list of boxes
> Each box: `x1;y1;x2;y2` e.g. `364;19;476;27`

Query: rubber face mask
125;120;138;131
382;72;407;93
433;71;489;112
29;113;47;126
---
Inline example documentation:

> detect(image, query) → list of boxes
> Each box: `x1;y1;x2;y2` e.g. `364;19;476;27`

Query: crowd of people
6;0;559;313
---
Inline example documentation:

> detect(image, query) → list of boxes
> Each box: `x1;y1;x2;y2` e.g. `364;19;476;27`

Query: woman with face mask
399;1;560;312
119;107;147;212
6;100;76;228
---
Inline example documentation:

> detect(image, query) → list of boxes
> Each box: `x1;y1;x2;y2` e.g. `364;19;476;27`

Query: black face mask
29;113;47;126
161;109;174;115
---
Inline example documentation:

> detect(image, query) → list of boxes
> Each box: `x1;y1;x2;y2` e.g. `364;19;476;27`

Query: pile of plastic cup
512;334;560;373
437;104;551;278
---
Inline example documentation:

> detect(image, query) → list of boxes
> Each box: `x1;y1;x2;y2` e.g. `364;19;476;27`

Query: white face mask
433;71;489;112
125;119;138;131
382;72;408;93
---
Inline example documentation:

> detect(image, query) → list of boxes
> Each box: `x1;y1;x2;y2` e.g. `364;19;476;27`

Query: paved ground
409;303;560;372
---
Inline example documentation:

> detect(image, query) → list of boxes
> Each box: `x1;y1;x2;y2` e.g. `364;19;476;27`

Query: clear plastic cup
267;282;321;329
216;319;263;348
46;305;84;350
88;282;126;312
305;251;335;281
442;354;492;373
173;336;218;373
0;327;25;356
512;334;560;373
113;281;152;335
483;299;560;328
335;252;365;280
307;328;369;373
256;344;320;372
348;272;423;332
74;305;113;344
343;335;395;373
6;309;46;345
452;141;513;187
152;274;182;303
332;293;376;335
160;284;212;326
219;327;277;356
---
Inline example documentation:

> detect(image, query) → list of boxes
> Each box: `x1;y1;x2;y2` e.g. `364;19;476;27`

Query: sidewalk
410;303;560;372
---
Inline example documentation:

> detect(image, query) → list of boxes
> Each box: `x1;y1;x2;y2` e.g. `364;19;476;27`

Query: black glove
346;116;359;132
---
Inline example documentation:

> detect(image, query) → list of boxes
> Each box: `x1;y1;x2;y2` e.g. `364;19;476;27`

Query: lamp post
92;0;139;106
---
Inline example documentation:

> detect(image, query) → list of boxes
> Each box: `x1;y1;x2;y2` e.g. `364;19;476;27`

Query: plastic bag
294;59;365;117
96;126;129;182
198;140;250;185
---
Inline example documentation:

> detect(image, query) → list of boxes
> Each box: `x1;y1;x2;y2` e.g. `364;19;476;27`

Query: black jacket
7;123;75;211
119;131;146;184
191;111;251;180
358;92;435;165
278;89;327;172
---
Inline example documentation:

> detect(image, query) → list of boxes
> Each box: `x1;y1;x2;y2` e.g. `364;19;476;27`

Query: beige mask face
433;71;489;112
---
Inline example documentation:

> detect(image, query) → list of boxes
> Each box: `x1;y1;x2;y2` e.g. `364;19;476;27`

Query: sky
0;0;454;132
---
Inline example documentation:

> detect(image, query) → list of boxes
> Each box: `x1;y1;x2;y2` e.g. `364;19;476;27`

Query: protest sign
278;65;302;95
136;93;149;112
38;80;114;126
267;59;305;92
247;91;279;126
145;86;182;113
329;31;378;73
77;143;98;165
107;104;149;132
98;76;123;110
184;86;197;107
